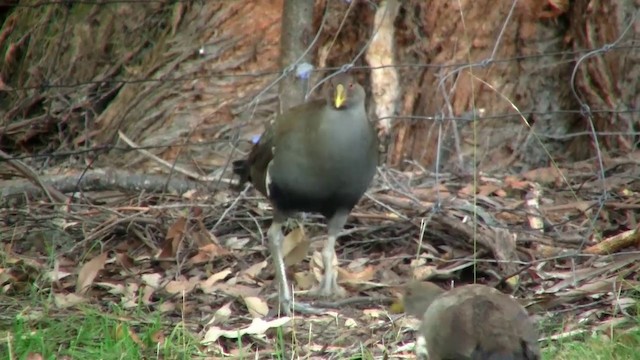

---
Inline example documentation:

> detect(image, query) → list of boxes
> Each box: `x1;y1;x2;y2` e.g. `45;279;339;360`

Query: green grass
0;299;202;360
1;287;639;359
543;328;640;360
3;302;640;360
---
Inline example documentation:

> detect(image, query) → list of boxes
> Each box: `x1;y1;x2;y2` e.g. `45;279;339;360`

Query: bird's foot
289;301;324;315
271;298;324;316
415;335;429;360
309;281;347;299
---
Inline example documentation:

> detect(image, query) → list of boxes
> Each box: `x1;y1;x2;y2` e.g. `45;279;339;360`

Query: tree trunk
278;0;315;112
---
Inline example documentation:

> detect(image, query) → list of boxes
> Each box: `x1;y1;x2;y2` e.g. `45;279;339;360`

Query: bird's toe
275;298;324;315
310;281;347;299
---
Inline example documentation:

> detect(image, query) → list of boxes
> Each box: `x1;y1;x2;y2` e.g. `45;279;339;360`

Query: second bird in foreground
402;281;541;360
233;73;378;314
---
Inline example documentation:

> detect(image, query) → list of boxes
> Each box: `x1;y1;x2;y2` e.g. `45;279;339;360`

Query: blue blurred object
296;63;314;80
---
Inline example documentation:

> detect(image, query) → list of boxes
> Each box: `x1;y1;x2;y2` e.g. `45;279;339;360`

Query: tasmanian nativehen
233;73;378;313
401;281;540;360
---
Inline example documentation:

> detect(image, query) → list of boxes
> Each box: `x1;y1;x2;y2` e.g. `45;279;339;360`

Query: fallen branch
583;225;640;255
1;168;215;203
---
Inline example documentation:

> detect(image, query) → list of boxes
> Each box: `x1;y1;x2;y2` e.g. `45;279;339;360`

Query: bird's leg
315;210;348;298
415;333;430;360
267;216;288;307
268;212;322;315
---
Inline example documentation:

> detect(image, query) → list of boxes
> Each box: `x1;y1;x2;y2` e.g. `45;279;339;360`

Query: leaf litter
2;149;640;358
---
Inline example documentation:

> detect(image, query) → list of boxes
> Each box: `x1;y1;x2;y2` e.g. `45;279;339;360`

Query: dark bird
401;281;540;360
233;73;378;314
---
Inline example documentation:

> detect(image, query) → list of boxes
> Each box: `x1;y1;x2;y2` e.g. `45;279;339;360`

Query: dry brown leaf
363;308;385;319
45;266;73;283
95;281;126;295
141;273;163;289
611;297;637;313
310;250;338;270
257;201;271;211
411;265;438;281
337;265;376;285
157;217;187;258
412;186;449;201
385;212;402;219
15;309;44;322
75;252;108;295
224;236;253;250
54;293;86;308
208;302;233;325
187;243;230;265
151;330;165;345
0;269;10;289
565;278;638;299
202;317;291;343
115;251;136;272
379;268;402;284
165;276;199;294
128;326;145;347
4;251;44;269
294;271;315;290
504;176;530;190
181;189;198;200
114;323;143;347
575;201;593;214
200;269;233;293
310;250;341;284
158;302;176;313
344;318;358;328
141;284;155;305
535;244;565;258
505;275;520;288
344;257;369;271
458;184;476;196
214;283;261;298
194;217;221;245
122;283;140;308
239;261;267;283
545;254;640;294
477;184;501;197
522;166;566;184
282;225;310;266
243;296;269;318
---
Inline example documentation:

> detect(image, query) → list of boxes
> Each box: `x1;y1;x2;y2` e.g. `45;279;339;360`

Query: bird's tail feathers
232;160;250;189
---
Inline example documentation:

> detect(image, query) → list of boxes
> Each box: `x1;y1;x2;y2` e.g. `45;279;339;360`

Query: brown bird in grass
233;73;378;314
401;281;540;360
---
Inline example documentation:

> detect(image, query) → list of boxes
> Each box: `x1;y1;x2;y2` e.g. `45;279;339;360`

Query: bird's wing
244;118;276;196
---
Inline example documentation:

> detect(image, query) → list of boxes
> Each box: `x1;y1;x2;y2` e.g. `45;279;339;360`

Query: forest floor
2;1;639;359
1;150;640;359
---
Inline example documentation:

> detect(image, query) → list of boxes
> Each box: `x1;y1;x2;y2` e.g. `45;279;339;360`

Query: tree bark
278;0;315;113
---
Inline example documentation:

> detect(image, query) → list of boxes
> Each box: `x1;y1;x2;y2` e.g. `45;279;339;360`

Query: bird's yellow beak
389;297;405;314
334;84;347;108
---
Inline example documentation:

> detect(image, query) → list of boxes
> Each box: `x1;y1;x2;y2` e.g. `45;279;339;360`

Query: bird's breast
267;111;377;215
